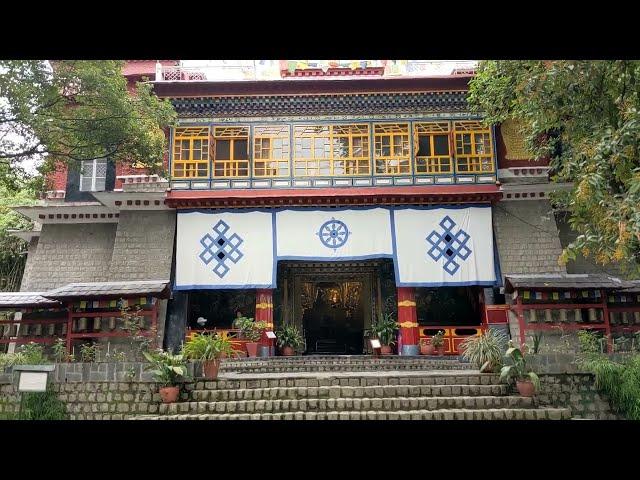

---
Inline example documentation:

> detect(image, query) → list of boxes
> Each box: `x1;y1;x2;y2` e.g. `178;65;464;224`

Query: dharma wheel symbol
317;218;350;250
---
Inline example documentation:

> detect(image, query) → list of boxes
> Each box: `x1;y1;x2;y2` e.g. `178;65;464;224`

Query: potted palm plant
459;329;508;373
182;332;236;379
499;342;540;397
431;330;445;355
142;349;188;404
371;313;398;355
276;324;303;356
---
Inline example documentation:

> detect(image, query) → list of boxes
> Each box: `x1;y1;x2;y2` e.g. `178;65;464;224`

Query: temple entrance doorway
277;261;383;355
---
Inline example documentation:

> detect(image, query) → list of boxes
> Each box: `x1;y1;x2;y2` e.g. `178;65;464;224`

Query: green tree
468;61;640;275
0;171;38;291
0;60;176;183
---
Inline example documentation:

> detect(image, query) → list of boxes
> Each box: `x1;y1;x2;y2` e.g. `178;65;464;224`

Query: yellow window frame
293;124;370;177
330;124;370;176
414;122;453;174
293;125;331;177
212;126;250;178
373;123;411;175
172;126;210;179
453;121;495;174
253;125;291;178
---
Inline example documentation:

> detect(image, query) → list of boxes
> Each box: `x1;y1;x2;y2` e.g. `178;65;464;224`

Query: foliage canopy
468;61;640;274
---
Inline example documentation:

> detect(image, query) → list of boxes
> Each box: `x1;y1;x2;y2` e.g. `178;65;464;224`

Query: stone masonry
493;200;566;277
21;223;117;291
108;211;175;281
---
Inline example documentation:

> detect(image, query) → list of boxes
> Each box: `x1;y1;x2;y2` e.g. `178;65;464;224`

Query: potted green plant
276;324;303;356
182;332;236;379
233;317;267;357
459;329;508;373
431;330;445;355
142;349;188;403
371;313;398;355
499;342;540;397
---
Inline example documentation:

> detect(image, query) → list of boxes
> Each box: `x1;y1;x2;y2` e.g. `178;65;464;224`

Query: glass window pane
434;135;449;156
215;140;231;159
418;136;431;157
234;140;248;160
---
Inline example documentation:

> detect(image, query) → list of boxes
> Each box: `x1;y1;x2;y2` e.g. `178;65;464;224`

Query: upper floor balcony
168;119;497;191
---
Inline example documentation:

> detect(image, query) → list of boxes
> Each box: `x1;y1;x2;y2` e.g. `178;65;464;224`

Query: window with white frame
80;158;108;192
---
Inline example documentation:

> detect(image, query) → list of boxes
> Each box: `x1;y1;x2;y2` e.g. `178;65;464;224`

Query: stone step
160;396;534;415
220;364;471;373
133;407;571;421
189;384;509;401
219;357;469;373
223;355;464;362
190;373;500;391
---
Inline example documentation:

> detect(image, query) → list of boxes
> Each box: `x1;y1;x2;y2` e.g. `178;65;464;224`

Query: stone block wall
108;211;175;281
21;223;117;291
534;374;619;419
493;200;566;277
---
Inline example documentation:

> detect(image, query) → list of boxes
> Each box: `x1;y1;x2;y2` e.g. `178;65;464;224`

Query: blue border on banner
175;205;499;290
174;209;277;290
391;205;499;288
278;254;394;261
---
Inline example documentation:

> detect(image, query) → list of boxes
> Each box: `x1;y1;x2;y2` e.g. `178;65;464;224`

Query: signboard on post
18;372;49;392
14;365;56;393
266;331;277;339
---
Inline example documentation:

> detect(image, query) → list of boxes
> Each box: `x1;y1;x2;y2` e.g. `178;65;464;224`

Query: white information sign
266;331;277;339
18;371;48;392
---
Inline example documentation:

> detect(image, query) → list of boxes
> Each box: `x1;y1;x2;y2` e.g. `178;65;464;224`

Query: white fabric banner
175;211;275;289
276;208;393;260
392;207;496;286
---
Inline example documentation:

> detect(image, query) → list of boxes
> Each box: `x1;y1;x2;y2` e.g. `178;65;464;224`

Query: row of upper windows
170;121;494;179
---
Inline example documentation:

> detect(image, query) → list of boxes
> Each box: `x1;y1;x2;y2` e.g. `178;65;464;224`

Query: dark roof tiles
44;280;170;300
0;293;61;308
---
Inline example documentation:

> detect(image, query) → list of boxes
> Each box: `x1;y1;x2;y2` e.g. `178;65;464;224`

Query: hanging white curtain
275;207;393;260
174;210;275;290
392;206;496;286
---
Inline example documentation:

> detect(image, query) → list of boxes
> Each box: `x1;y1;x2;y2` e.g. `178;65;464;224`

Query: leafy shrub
576;330;640;419
142;349;188;387
370;313;398;346
500;342;540;391
275;324;303;349
459;329;508;370
183;332;236;361
18;388;68;420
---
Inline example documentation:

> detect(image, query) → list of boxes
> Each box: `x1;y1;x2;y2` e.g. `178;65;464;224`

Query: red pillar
397;287;420;355
255;289;275;356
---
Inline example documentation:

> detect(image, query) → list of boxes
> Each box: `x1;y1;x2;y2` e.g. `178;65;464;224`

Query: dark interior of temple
416;286;482;326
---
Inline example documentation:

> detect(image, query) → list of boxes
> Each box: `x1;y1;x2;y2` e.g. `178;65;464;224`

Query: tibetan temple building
2;60;640;358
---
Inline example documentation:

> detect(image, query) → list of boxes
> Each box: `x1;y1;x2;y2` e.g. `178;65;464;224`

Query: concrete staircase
132;358;571;420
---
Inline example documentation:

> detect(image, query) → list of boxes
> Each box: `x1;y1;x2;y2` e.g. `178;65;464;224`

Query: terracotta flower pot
281;346;295;356
436;345;445;356
159;386;179;404
424;344;435;355
420;344;430;355
380;345;393;355
202;359;220;379
516;379;535;397
245;342;259;358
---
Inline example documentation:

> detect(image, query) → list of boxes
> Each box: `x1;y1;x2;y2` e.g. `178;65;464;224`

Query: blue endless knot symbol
199;220;244;278
317;218;350;250
426;216;472;275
